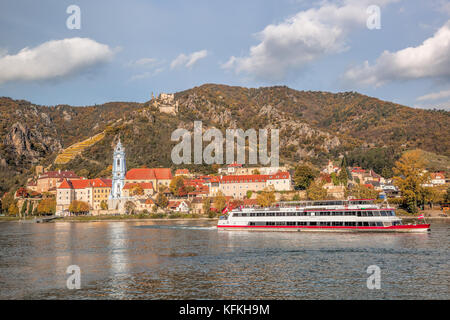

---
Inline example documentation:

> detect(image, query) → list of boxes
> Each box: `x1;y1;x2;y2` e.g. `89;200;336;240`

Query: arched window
117;159;120;167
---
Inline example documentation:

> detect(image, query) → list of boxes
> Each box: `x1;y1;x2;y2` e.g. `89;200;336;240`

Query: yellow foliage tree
256;188;276;207
306;182;327;200
393;150;429;212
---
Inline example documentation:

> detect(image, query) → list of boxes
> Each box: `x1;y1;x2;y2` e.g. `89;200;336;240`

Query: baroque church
108;138;129;212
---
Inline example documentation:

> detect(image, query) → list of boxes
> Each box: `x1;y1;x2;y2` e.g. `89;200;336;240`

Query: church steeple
109;138;126;200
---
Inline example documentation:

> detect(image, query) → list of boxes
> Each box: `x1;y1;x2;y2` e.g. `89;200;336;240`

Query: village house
175;169;193;177
134;198;155;212
430;172;446;186
122;182;154;198
168;200;190;213
36;170;79;193
215;171;292;199
322;160;341;175
56;178;112;213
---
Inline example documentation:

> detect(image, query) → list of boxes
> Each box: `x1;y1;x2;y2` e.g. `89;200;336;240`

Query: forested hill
0;84;449;194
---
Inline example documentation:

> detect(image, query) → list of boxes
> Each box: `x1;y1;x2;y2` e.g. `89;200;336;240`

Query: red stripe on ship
217;224;430;230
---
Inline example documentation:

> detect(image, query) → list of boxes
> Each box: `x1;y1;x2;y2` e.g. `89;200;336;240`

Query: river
0;220;448;299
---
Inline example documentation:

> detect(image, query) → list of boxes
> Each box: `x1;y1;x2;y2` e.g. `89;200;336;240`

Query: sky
0;0;449;110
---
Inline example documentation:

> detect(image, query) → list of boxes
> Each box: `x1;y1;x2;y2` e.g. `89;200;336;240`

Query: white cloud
170;50;208;69
0;38;114;84
417;89;450;101
344;20;450;86
222;0;395;81
129;68;164;82
127;57;159;67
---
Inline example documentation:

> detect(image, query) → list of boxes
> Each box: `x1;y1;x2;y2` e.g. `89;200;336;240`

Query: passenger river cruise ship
217;199;430;233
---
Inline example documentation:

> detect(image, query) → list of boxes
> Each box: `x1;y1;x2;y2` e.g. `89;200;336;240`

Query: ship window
373;211;380;216
363;222;369;226
309;222;317;226
287;222;296;226
276;222;286;226
367;212;373;217
380;211;387;216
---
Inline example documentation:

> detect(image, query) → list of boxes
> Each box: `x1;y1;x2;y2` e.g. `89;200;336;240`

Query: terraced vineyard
54;132;106;165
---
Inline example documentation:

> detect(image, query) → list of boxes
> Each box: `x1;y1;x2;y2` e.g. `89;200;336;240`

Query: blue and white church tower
109;139;127;210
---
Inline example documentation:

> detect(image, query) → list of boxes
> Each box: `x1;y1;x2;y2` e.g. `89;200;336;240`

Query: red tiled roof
153;168;173;180
126;168;156;180
431;172;445;179
57;179;91;189
123;182;154;190
219;171;290;183
126;168;172;180
175;169;190;175
91;178;112;188
38;171;79;180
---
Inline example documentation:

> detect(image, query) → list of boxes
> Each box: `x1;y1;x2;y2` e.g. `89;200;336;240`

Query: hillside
0;84;449;194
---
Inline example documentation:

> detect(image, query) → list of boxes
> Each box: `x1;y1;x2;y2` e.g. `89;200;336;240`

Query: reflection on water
0;220;448;299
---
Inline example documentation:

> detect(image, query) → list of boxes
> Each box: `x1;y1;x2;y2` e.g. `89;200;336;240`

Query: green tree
338;157;349;185
381;167;393;179
293;165;317;190
246;190;253;199
203;198;212;216
21;200;28;217
27;201;33;216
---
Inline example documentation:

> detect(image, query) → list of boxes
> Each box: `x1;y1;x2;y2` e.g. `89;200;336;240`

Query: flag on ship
222;206;230;214
418;214;424;219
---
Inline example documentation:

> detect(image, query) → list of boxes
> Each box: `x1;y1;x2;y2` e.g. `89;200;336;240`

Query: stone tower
110;138;126;200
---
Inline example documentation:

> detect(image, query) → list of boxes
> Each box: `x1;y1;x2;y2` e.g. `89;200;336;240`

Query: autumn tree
306;182;327;200
124;201;136;215
37;199;56;215
130;184;144;196
213;191;227;212
155;193;168;208
393;150;429;213
169;176;186;196
256;188;276;207
8;203;19;216
68;200;89;214
100;200;108;210
445;186;450;203
293;165;317;190
348;184;379;200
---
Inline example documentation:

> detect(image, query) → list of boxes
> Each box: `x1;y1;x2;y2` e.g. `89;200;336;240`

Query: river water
0;220;448;299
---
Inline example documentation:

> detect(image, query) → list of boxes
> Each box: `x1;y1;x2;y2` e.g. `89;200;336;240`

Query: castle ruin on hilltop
151;92;179;115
